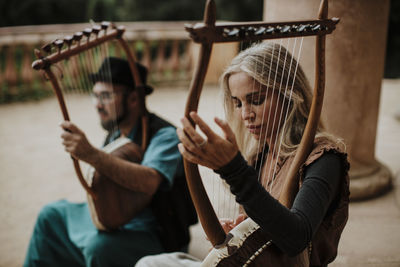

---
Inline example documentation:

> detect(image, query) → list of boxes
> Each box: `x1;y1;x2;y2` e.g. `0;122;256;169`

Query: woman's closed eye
232;95;265;108
246;92;266;106
251;95;266;105
232;97;242;108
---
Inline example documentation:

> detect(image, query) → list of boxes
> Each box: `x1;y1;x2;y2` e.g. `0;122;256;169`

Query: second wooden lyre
183;0;339;266
32;22;151;230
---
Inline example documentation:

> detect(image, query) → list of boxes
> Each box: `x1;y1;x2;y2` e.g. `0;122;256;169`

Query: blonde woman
137;42;349;266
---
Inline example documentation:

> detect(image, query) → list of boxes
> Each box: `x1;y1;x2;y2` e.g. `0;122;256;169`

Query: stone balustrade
0;22;198;103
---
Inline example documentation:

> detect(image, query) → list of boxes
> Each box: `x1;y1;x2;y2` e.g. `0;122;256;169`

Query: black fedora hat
89;57;153;95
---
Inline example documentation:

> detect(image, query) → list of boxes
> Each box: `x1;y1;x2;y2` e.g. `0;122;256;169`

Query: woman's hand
177;111;239;170
60;121;97;163
220;214;247;234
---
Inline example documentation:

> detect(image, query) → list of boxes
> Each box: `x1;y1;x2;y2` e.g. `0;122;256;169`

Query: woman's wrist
215;152;247;178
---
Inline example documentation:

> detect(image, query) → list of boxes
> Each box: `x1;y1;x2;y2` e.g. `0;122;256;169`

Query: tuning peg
92;25;101;36
227;28;239;37
243;26;256;37
291;25;298;32
265;26;275;34
312;24;322;31
83;28;93;39
73;32;83;45
101;21;110;30
280;25;291;33
64;36;73;48
41;43;52;54
115;25;125;37
255;27;266;36
297;24;309;32
52;39;64;53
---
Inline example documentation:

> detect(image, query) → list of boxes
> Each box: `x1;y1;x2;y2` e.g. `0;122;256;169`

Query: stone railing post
264;0;392;200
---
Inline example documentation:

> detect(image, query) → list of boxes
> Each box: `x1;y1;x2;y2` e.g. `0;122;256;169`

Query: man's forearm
85;148;162;195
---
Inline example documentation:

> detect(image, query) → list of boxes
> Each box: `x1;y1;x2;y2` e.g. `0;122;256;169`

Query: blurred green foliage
0;0;263;27
385;0;400;78
0;0;89;26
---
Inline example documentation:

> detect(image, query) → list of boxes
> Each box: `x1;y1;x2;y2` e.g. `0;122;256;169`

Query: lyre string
268;37;303;193
263;38;304;193
59;60;73;93
99;42;120;136
80;49;92;93
217;41;245;220
76;52;91;94
210;37;306;226
263;38;291;191
60;57;81;97
82;47;94;93
254;40;273;181
197;38;307;225
258;40;283;189
266;38;295;192
272;37;305;191
56;39;120;142
256;41;275;183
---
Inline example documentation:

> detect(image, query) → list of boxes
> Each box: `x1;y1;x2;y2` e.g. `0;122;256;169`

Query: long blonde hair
221;42;333;161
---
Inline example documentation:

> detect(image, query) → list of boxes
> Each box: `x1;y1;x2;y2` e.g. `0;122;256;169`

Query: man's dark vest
134;113;198;252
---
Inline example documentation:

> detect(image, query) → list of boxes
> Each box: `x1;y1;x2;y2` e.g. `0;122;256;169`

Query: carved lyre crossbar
183;0;339;262
32;22;149;200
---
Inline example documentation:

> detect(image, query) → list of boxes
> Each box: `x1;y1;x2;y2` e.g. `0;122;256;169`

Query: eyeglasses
91;91;123;104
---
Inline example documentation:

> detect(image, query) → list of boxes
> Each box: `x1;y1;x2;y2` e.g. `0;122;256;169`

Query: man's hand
60;121;97;163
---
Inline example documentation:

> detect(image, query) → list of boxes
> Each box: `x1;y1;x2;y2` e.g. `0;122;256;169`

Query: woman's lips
247;125;261;134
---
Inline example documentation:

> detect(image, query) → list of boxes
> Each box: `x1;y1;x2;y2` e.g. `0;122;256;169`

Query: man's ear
126;90;138;107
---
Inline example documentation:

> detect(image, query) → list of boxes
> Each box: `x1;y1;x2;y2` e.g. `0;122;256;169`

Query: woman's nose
242;106;255;121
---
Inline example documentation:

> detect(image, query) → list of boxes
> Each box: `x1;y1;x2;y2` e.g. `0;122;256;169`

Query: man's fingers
60;121;82;134
60;130;81;142
62;139;73;146
61;131;71;139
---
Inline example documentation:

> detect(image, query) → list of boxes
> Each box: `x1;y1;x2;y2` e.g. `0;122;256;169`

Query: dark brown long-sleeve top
215;151;342;256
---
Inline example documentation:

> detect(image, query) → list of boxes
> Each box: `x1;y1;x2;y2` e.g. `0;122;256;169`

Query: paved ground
0;79;399;267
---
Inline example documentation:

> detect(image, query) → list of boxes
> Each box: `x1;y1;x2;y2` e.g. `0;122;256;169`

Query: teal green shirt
108;118;183;231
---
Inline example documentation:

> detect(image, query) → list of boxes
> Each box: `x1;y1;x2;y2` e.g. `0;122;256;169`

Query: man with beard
23;57;195;267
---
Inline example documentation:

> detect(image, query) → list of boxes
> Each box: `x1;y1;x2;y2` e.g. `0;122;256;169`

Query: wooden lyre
183;0;339;265
32;22;151;230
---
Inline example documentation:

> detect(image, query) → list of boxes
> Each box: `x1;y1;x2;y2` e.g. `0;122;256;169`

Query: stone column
264;0;392;200
190;43;238;84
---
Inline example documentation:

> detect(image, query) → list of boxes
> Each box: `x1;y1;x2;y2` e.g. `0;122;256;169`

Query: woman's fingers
178;143;219;169
220;218;235;233
181;116;207;147
178;143;205;166
189;112;217;141
214;117;237;145
178;112;239;170
235;214;247;225
176;128;198;152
